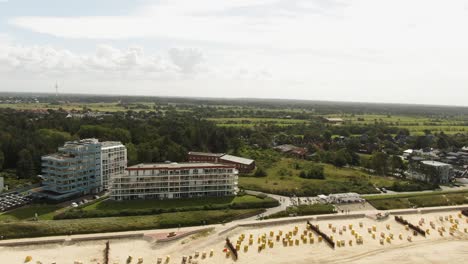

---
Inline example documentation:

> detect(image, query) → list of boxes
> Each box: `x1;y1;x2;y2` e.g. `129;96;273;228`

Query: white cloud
0;39;274;83
168;48;203;74
2;0;468;105
9;0;468;50
0;42;207;80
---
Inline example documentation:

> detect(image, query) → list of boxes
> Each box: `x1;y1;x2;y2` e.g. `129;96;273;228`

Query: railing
307;221;335;248
110;186;236;192
226;238;238;260
394;216;426;237
111;190;236;196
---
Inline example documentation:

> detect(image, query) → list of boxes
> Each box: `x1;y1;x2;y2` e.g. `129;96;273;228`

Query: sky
1;0;468;106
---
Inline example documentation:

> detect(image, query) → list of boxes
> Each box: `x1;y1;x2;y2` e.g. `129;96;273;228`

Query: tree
230;137;242;156
125;143;138;166
322;131;332;142
389;155;404;175
333;149;349;167
17;149;35;179
0;150;4;171
348;151;361;166
250;132;270;148
299;165;325;180
345;137;360;152
413;136;431;149
436;136;449;149
371;152;389;176
254;167;267;177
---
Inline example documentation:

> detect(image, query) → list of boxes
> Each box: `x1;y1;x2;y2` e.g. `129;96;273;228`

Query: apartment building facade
187;152;255;173
110;162;238;201
41;138;126;200
409;160;453;184
41;139;102;200
101;141;127;190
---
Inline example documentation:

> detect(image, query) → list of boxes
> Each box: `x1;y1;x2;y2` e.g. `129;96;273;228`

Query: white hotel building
100;141;127;190
110;163;239;201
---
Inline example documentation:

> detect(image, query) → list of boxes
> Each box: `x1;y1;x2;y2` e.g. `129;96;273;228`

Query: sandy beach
1;210;467;264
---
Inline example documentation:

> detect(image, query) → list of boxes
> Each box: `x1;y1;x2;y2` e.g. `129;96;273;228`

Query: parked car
71;202;78;208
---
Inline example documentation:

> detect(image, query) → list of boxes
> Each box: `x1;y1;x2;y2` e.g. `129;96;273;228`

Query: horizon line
0;90;467;109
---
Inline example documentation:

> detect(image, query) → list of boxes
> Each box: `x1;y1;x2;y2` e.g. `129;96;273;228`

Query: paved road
242;190;292;221
361;184;468;197
242;190;329;220
242;183;468;220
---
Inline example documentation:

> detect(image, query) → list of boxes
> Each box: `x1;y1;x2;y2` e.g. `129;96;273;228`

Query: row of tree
0;105;466;180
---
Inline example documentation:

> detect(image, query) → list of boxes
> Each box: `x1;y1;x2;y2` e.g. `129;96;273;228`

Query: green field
206;117;310;127
0;205;61;221
54;195;278;219
0;209;262;239
330;114;468;135
0;195;278;222
238;155;407;196
3;102;466;134
366;190;468;210
0;102;162;113
84;195;274;211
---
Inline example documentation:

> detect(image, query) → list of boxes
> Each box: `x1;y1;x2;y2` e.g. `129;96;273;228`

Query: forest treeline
3;92;468;116
0;106;467;180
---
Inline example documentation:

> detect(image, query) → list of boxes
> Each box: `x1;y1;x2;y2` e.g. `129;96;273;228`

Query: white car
71;202;78;208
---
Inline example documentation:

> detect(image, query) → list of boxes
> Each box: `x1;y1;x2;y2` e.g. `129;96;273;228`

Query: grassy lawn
0;205;61;221
239;154;405;196
366;190;468;210
367;198;413;210
84;195;276;212
55;195;278;219
265;204;335;219
0;195;278;222
0;209;262;239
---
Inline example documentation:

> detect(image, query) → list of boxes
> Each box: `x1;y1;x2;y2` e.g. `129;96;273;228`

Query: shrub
388;181;438;192
299;165;325;180
278;168;291;176
254;167;267;177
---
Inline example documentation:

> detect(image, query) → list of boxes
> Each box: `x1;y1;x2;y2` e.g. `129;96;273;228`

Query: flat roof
329;192;360;197
274;144;297;152
42;153;75;160
64;138;99;146
220;154;255;165
188;151;225;157
421;160;451;167
324;117;344;122
101;141;125;148
127;162;234;170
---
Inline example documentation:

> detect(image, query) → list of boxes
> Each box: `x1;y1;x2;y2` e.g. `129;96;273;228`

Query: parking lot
0;192;33;212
